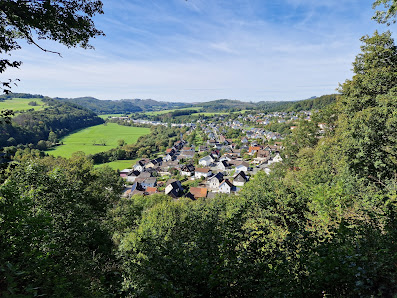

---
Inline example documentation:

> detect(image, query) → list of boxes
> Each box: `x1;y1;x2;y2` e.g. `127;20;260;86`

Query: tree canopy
0;0;104;93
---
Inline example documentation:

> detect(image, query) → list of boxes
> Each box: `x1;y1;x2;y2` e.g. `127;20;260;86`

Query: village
120;118;284;199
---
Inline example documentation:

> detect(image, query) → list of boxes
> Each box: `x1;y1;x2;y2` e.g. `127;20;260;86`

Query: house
126;170;141;183
189;187;208;199
145;157;163;169
211;150;220;159
199;155;214;167
198;145;208;153
241;137;248;144
208;172;224;189
174;140;184;150
164;150;176;161
235;161;249;173
195;168;212;179
180;164;195;176
165;180;184;198
133;159;148;172
233;171;248;187
161;160;179;170
145;187;158;195
129;182;145;197
217;160;230;171
219;154;233;162
138;171;152;179
119;169;132;178
219;179;234;193
181;146;195;152
257;150;270;159
141;177;157;189
248;146;262;155
179;151;195;160
165;148;175;154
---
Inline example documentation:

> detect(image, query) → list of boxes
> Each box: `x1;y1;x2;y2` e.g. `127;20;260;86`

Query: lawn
95;158;141;171
47;123;150;158
0;97;46;112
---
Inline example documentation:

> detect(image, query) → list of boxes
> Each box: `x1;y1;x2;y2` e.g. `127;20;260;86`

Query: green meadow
47;123;150;158
0;97;47;112
94;158;141;171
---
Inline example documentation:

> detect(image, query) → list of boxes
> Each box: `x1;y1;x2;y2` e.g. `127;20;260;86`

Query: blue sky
5;0;388;102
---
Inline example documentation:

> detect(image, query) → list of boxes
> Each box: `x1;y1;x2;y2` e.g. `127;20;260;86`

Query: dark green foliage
194;99;257;112
0;155;123;296
338;31;397;181
258;94;337;113
0;93;45;100
0;1;103;93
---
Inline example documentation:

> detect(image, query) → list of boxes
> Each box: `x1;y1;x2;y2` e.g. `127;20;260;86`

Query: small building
235;161;249;173
195;168;212;179
219;179;234;194
165;180;184;198
217;160;230;171
233;171;248;187
141;177;157;189
208;172;224;189
126;170;141;183
180;164;195;176
120;169;132;178
189;187;208;199
199;155;214;167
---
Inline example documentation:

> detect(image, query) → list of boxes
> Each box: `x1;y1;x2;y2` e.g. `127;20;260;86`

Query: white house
217;161;230;171
180;164;195;176
235;161;249;173
219;179;234;193
208;173;224;189
199;155;214;167
195;168;212;179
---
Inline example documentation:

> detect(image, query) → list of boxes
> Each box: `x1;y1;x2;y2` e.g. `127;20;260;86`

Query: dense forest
0;98;103;148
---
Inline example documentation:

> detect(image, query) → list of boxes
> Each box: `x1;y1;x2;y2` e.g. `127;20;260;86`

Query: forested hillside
0;98;103;147
57;96;189;114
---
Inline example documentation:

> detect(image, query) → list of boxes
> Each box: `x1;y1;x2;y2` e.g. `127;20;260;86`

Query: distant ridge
56;96;189;114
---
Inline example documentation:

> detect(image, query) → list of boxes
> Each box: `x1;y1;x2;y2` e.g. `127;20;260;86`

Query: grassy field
94;158;141;171
47;123;150;158
0;97;46;112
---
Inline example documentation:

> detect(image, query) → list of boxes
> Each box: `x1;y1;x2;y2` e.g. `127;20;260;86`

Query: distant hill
57;96;189;114
257;94;338;112
193;99;257;111
122;98;189;111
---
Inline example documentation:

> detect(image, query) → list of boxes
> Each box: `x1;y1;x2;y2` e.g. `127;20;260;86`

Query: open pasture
94;158;141;171
0;97;46;112
47;123;150;158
